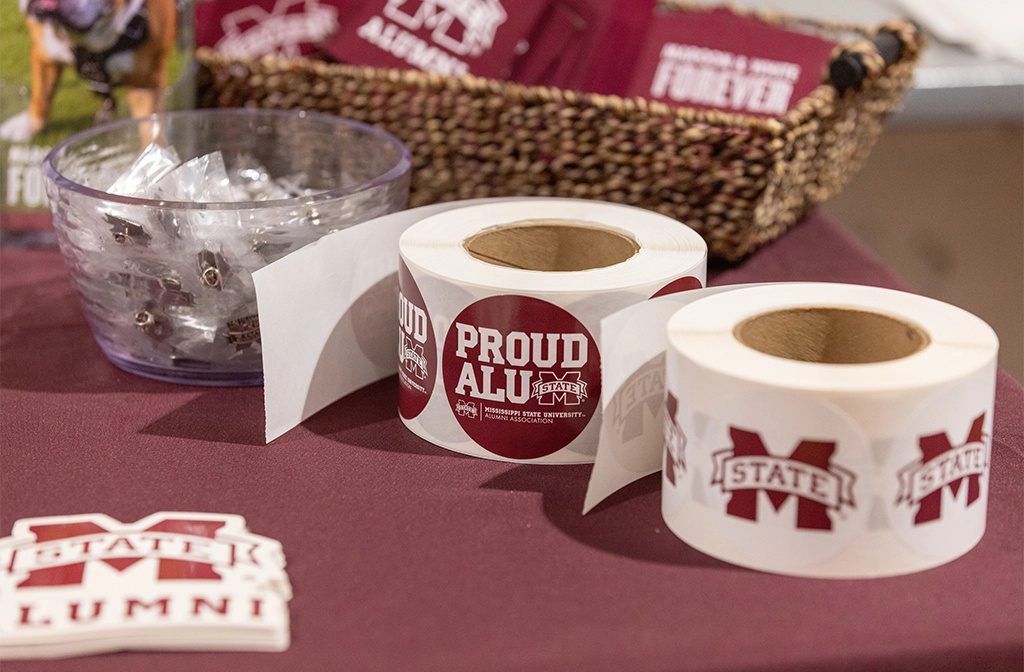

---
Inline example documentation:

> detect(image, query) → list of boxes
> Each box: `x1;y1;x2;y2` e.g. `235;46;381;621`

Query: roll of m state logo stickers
653;283;998;578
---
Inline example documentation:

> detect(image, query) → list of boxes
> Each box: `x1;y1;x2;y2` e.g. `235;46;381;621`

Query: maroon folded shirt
626;7;837;116
326;0;551;78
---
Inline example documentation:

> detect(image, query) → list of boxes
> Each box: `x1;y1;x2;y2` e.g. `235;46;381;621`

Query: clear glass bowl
43;109;411;386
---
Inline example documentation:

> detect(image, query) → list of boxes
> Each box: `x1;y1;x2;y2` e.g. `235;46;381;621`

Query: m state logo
398;259;437;420
531;371;587;405
455;399;478;419
0;513;289;642
442;295;600;460
664;391;687;486
711;427;856;530
352;0;508;76
215;0;339;59
896;413;988;525
883;381;992;561
7;517;231;588
383;0;506;57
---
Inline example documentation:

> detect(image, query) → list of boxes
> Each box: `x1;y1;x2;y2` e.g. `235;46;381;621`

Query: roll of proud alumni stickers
397;200;706;463
254;198;705;453
585;283;998;577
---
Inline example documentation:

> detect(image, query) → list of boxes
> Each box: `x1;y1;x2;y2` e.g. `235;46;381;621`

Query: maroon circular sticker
650;276;703;299
398;259;436;420
442;295;601;460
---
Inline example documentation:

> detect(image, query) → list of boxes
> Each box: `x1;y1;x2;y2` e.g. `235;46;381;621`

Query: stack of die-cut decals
0;512;291;659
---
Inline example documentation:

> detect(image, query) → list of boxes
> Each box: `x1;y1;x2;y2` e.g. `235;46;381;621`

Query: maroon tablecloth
2;211;1022;671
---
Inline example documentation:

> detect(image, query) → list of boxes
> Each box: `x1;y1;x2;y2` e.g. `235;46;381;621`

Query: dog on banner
0;0;177;142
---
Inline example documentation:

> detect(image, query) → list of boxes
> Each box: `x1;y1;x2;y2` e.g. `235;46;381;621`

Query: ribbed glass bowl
43;109;411;385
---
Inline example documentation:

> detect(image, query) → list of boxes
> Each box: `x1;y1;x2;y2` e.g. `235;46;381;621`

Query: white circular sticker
695;390;872;571
884;373;994;558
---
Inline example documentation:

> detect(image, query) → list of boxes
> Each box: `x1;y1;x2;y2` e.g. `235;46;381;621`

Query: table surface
2;211;1022;671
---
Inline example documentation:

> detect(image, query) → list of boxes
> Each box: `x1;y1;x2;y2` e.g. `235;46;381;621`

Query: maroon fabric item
194;0;362;57
915;414;987;524
626;7;837;117
582;0;657;96
325;0;551;78
1;211;1022;670
195;0;643;88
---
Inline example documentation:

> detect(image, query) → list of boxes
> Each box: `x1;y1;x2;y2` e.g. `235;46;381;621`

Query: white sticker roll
397;199;707;463
658;283;998;577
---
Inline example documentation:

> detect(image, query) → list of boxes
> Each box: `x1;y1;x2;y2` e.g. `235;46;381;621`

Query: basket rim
196;9;920;137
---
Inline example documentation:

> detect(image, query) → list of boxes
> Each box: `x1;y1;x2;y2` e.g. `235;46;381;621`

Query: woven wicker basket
195;5;923;261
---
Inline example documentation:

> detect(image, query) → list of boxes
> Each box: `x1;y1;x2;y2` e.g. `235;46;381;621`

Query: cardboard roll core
463;219;640;272
734;307;930;364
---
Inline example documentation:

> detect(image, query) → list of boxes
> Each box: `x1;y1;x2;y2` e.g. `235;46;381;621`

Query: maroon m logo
711;427;856;531
401;336;428;380
901;413;987;525
531;371;586;405
14;519;225;588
